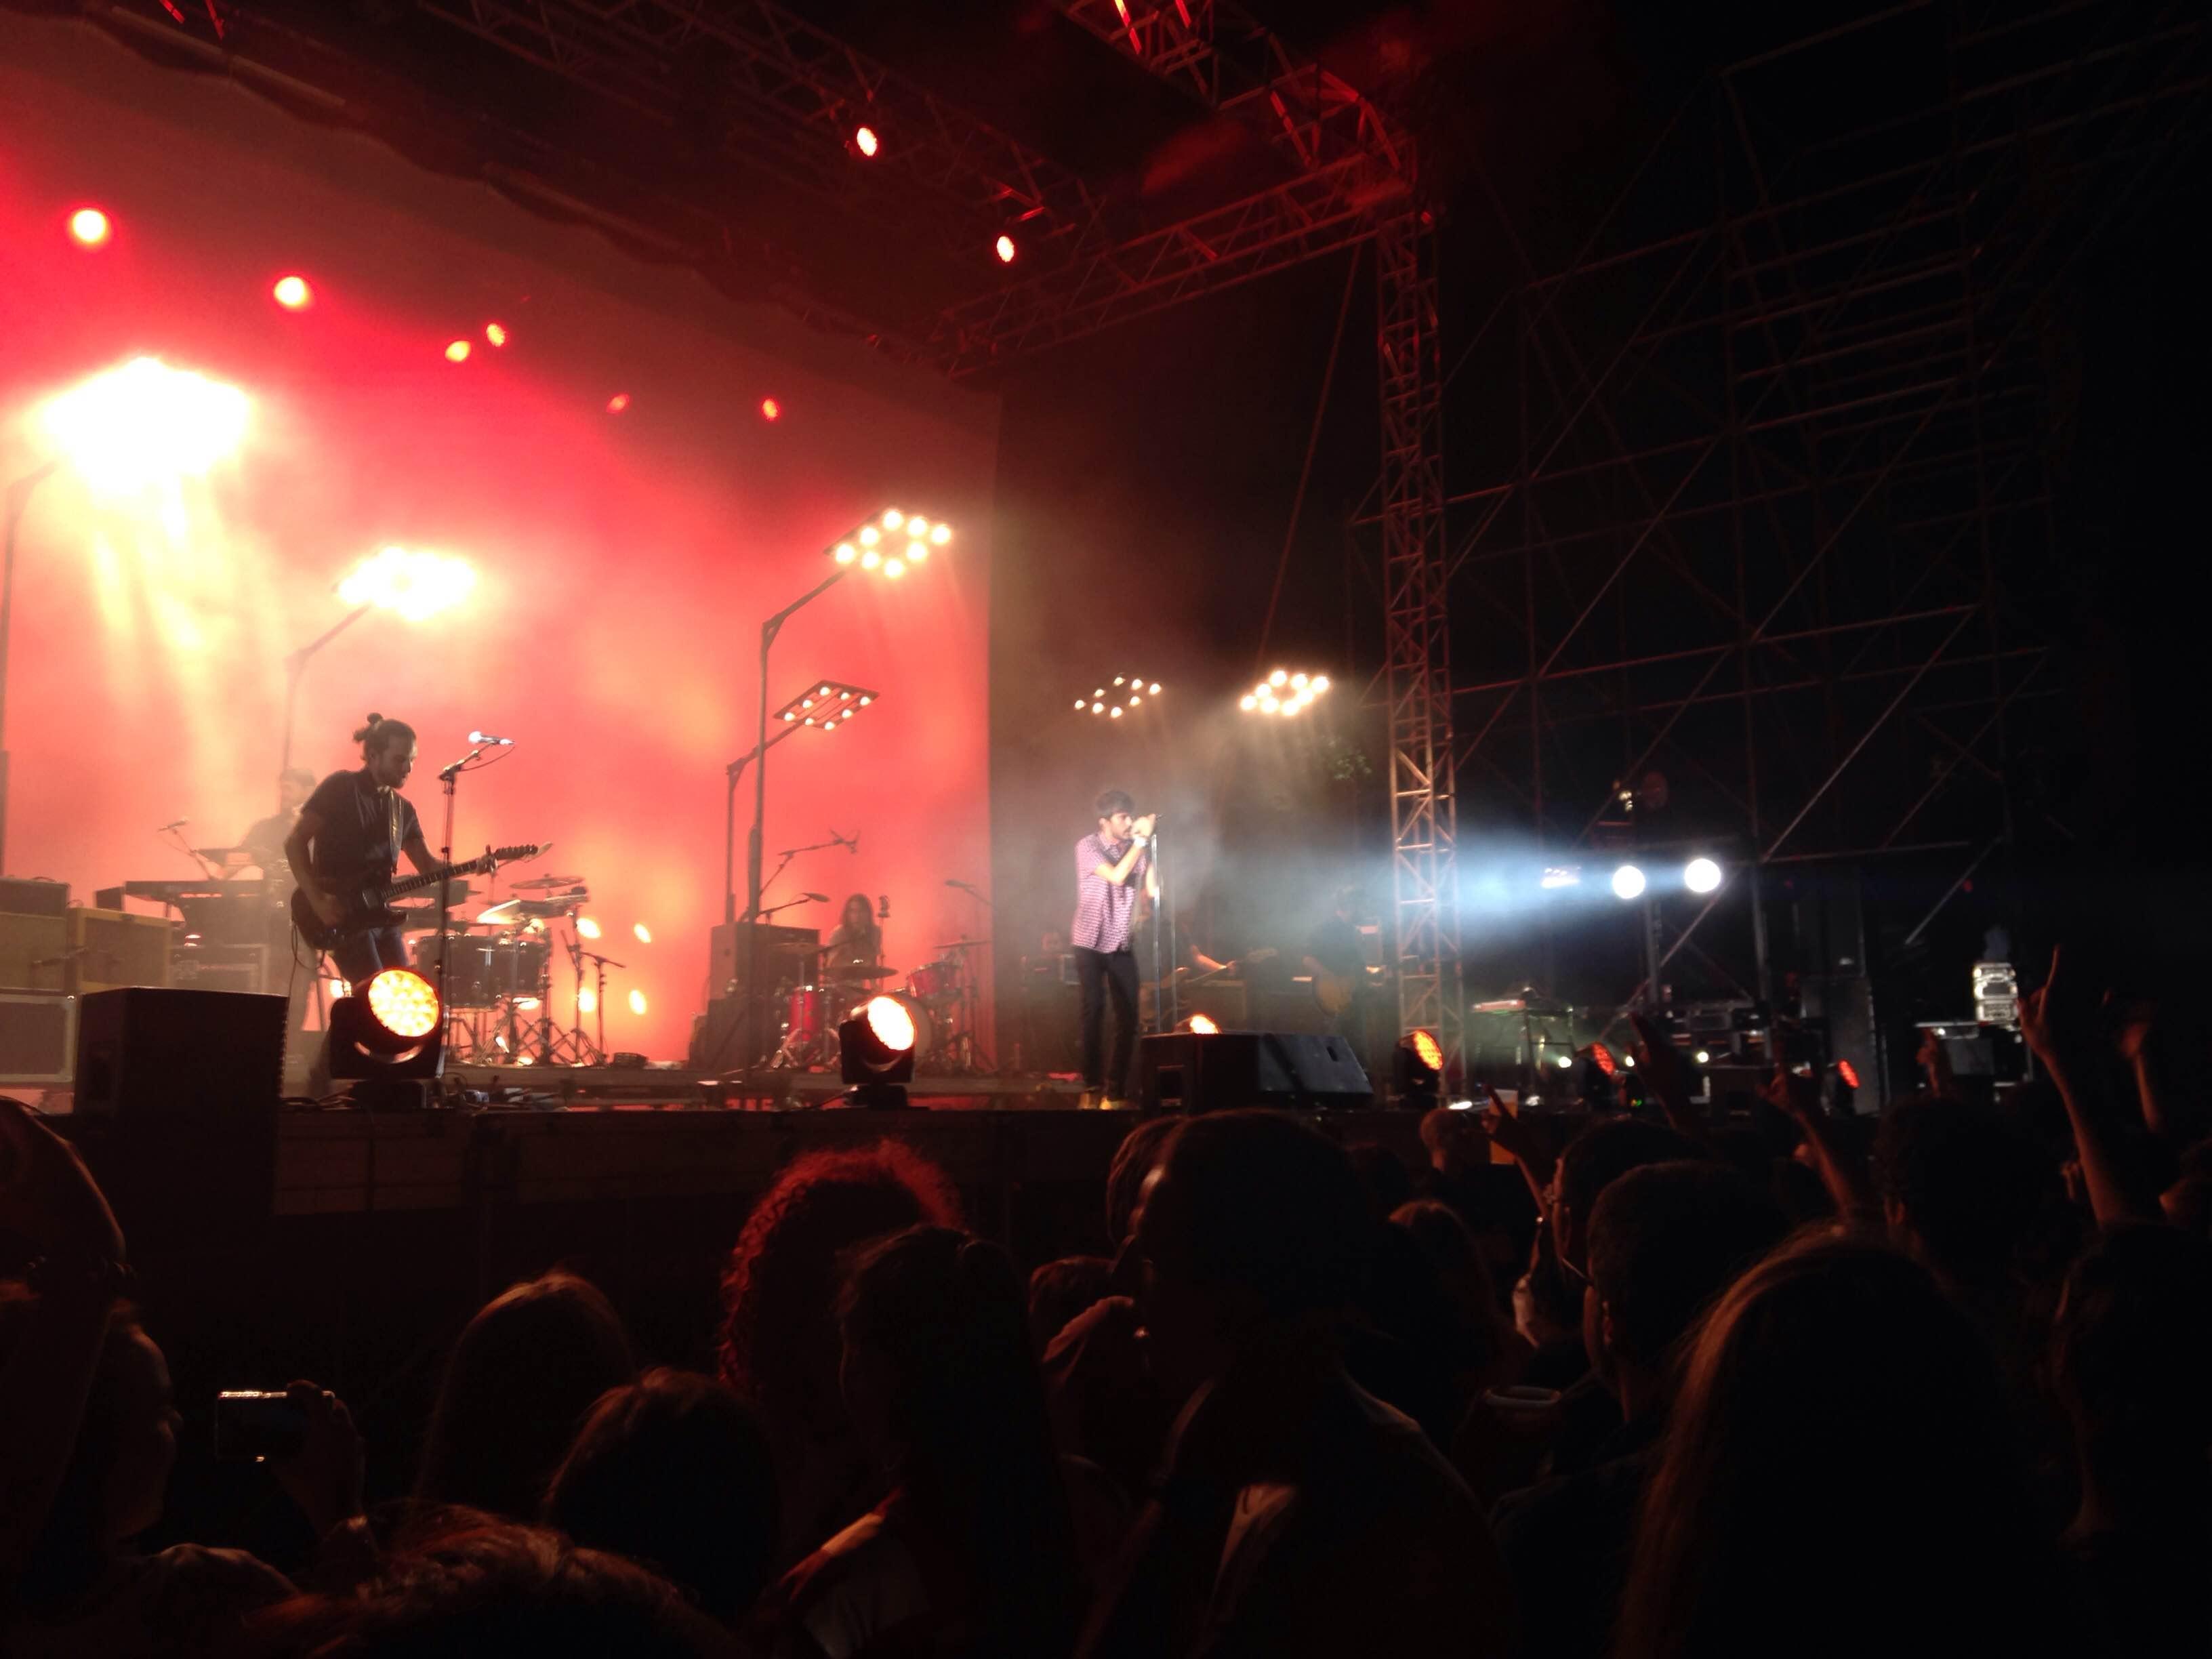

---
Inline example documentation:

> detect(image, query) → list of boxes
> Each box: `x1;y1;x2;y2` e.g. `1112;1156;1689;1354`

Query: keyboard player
238;768;316;879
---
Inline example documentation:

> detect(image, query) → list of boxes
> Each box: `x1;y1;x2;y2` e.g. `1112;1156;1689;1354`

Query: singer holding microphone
1071;788;1156;1109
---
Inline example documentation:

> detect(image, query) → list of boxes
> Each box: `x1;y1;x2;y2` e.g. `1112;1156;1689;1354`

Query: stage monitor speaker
1802;975;1883;1111
0;991;77;1085
73;987;285;1121
1136;1031;1372;1115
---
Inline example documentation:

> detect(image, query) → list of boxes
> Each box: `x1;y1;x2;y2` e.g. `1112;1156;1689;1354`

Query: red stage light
994;234;1017;264
272;274;312;310
854;125;880;157
760;396;781;422
445;340;471;363
1837;1059;1862;1090
68;207;111;247
484;321;508;347
606;392;631;414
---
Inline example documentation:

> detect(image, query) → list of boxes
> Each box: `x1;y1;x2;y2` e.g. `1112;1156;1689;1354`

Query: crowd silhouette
2;945;2206;1656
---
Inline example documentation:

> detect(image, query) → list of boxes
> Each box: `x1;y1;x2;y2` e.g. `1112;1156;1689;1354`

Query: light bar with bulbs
1073;672;1165;718
1238;668;1333;716
827;507;953;581
773;680;881;735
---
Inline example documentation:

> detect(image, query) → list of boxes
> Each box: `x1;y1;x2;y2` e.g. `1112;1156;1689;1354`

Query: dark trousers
1075;945;1140;1096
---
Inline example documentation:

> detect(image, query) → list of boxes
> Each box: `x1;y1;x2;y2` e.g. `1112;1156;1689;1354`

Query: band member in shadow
285;714;438;1095
1071;790;1156;1109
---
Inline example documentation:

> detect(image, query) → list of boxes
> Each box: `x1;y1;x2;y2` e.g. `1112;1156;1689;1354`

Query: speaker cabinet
0;991;76;1085
73;987;285;1120
66;908;177;994
1136;1031;1373;1115
0;912;69;989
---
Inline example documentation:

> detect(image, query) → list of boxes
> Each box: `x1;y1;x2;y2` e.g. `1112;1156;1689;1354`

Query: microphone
878;894;890;922
803;892;830;903
157;819;188;832
468;731;515;746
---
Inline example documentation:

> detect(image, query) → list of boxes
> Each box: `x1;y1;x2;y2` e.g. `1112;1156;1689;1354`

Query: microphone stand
432;744;490;1015
1153;825;1177;1035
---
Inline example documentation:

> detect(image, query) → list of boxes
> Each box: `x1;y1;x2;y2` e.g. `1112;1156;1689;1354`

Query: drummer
821;893;882;975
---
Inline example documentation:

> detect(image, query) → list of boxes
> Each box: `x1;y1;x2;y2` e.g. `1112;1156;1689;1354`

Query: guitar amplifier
0;878;69;917
0;991;77;1085
708;921;821;994
65;907;177;994
0;911;70;989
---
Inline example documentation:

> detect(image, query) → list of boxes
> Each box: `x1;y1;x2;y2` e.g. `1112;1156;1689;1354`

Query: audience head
1344;1141;1414;1219
542;1369;778;1627
838;1225;1081;1648
1552;1118;1704;1275
1103;1115;1178;1249
1873;1095;2060;1288
0;1286;175;1610
1027;1254;1114;1354
258;1514;737;1658
415;1270;635;1521
1582;1161;1788;1403
1617;1235;2066;1659
1134;1111;1370;1398
717;1142;961;1434
1389;1198;1517;1379
2051;1223;2212;1505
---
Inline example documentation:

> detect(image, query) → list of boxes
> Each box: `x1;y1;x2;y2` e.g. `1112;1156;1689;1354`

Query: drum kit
423;873;608;1065
771;936;993;1073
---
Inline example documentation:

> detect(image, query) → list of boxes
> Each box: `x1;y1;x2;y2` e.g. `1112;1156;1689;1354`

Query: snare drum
411;935;549;1006
907;958;961;1004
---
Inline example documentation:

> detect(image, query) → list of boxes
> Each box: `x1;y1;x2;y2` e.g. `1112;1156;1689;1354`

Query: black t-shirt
302;769;421;885
1307;914;1368;977
238;810;297;874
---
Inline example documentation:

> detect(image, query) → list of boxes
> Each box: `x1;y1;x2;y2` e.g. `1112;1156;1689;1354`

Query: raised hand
269;1380;365;1541
2018;945;2096;1079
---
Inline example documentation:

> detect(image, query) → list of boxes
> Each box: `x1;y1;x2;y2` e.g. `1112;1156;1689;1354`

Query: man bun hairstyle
355;712;418;756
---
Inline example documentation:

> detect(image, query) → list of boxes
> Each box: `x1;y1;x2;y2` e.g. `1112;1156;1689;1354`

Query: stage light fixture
329;967;443;1087
1242;670;1333;716
859;525;880;546
1827;1059;1859;1115
838;994;916;1107
606;393;630;414
1611;864;1647;900
1185;1013;1219;1035
579;987;598;1015
861;548;881;569
1149;682;1161;694
68;207;111;246
853;124;880;157
1556;1054;1575;1070
905;517;929;539
337;545;476;623
761;397;781;422
445;340;471;363
628;989;648;1015
882;508;905;530
771;680;881;737
35;358;251;497
272;274;313;310
930;523;951;545
1622;1054;1637;1068
826;508;948;580
1684;856;1723;894
1240;695;1256;711
995;234;1017;264
908;541;929;562
484;321;508;346
835;544;857;564
1269;669;1288;687
633;922;652;943
1395;1029;1444;1106
884;558;905;578
1092;701;1105;714
1540;867;1581;889
1692;1048;1711;1066
577;916;602;940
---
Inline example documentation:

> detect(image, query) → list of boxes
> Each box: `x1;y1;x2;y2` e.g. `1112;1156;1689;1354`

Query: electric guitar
291;844;542;950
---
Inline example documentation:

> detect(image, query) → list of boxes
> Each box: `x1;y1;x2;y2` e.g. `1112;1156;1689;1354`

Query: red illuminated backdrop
0;16;998;1061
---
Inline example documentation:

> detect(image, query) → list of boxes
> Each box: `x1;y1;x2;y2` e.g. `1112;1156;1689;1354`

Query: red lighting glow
68;207;111;247
994;234;1017;264
484;321;508;346
272;274;312;310
444;339;472;363
1837;1060;1862;1090
760;396;781;422
606;392;630;414
853;125;880;157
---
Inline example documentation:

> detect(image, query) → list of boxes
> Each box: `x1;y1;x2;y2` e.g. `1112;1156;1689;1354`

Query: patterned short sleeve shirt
1071;832;1148;953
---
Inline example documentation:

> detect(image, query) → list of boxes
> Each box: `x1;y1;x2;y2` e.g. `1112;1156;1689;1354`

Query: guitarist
1302;885;1374;1042
283;713;437;987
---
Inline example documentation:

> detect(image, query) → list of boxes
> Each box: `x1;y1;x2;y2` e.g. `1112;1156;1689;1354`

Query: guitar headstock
475;842;544;873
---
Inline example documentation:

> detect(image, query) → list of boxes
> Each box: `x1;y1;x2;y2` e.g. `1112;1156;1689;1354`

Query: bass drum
413;933;550;1008
849;990;936;1064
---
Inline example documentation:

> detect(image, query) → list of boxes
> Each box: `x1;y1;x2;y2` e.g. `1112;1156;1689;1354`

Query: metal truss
1424;1;2207;1004
1376;213;1462;1059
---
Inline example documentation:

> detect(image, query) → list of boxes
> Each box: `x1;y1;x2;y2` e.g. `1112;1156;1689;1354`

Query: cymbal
475;900;523;925
935;938;990;951
823;964;899;981
516;898;582;918
511;874;584;891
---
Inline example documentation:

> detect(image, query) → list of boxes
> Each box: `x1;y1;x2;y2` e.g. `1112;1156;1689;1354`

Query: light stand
0;462;58;875
279;606;370;804
736;570;845;1065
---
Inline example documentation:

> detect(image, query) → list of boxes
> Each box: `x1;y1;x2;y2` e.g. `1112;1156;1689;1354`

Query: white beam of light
338;544;477;622
36;358;251;496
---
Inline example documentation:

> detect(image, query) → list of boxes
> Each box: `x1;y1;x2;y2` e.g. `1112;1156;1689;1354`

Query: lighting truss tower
1375;211;1460;1057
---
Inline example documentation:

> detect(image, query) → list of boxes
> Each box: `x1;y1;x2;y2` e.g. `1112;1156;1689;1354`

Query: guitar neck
378;863;476;902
